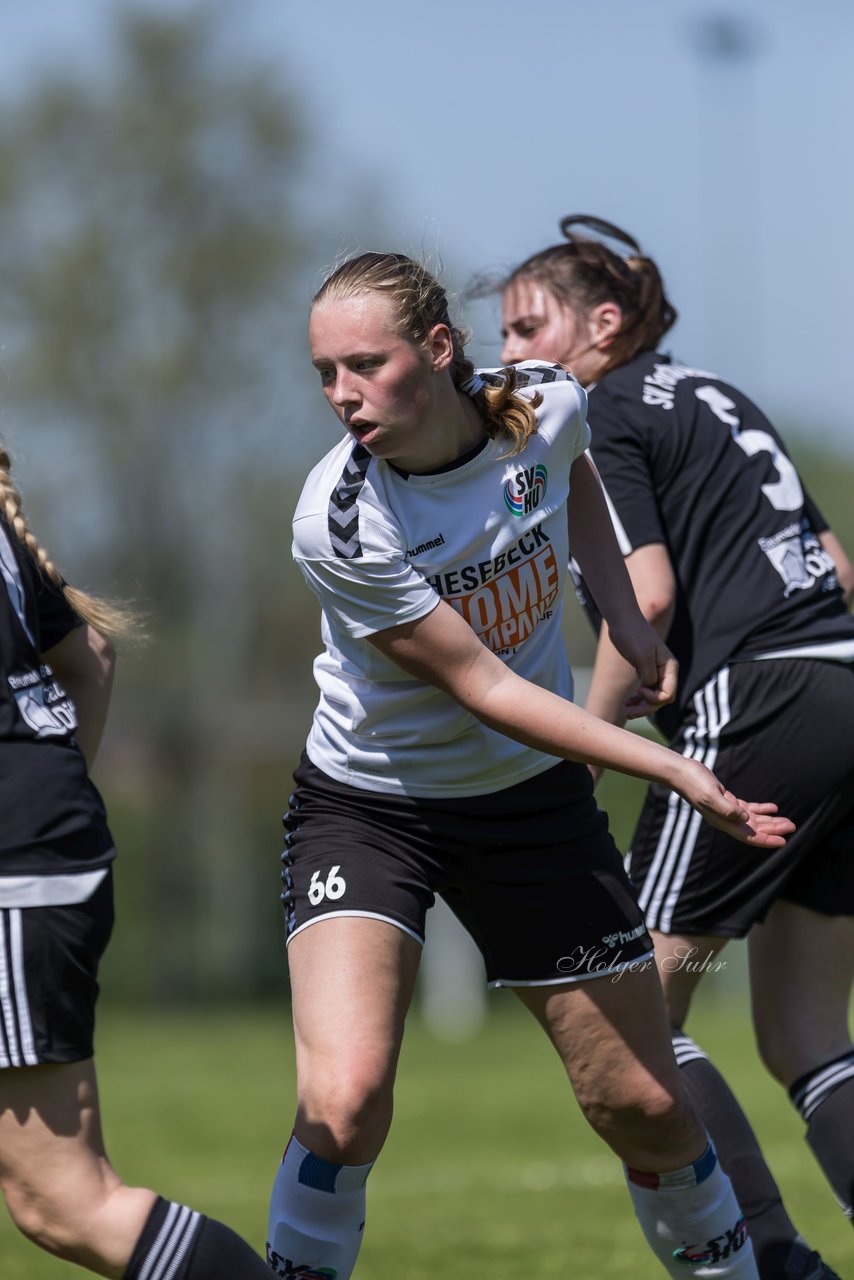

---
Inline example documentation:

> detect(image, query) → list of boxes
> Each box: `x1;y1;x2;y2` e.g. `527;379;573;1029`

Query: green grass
2;999;852;1278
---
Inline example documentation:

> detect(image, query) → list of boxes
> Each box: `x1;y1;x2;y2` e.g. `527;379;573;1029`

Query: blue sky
3;0;853;453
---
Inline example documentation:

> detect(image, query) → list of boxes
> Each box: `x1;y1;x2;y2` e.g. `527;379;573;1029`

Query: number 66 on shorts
308;866;347;906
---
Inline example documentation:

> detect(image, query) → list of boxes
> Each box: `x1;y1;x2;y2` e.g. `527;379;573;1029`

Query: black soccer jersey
586;352;854;739
0;518;114;875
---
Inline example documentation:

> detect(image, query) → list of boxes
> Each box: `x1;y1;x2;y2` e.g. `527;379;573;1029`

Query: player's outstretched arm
368;600;795;849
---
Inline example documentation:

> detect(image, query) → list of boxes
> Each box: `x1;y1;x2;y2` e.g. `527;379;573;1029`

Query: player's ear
428;323;454;373
590;302;623;350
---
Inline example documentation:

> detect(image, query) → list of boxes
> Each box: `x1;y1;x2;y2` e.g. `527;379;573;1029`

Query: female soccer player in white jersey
497;215;854;1280
266;250;796;1280
0;449;278;1278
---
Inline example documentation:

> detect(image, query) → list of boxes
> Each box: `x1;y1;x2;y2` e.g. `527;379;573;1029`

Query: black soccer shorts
628;657;854;937
0;871;114;1067
281;755;653;987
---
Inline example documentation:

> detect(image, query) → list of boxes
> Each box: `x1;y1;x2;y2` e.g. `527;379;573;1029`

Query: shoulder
590;351;728;438
590;351;663;410
480;360;587;436
481;360;585;403
594;352;757;419
293;439;403;563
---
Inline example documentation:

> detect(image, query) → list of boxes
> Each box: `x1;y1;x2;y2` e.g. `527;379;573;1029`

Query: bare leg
288;917;421;1162
749;901;854;1084
268;917;421;1279
750;901;854;1224
516;965;757;1276
516;962;702;1167
0;1059;154;1278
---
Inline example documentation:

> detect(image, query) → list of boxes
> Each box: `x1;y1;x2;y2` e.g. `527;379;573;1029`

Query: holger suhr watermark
556;942;727;984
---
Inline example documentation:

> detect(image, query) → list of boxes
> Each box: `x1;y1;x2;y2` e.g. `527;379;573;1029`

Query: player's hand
675;760;796;848
608;618;678;720
624;651;679;719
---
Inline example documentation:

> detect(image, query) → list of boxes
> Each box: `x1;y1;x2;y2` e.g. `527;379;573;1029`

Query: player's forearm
567;456;645;629
584;622;636;729
465;659;682;788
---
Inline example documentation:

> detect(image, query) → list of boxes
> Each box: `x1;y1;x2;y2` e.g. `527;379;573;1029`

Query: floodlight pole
690;13;766;396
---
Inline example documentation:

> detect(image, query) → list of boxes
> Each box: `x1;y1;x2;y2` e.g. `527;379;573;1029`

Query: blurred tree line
1;6;852;1005
0;7;367;1001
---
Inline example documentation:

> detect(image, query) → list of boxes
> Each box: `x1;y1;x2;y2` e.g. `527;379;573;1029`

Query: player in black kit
0;446;277;1278
496;215;854;1280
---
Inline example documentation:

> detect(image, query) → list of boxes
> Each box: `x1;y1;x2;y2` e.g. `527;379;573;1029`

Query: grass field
2;997;852;1278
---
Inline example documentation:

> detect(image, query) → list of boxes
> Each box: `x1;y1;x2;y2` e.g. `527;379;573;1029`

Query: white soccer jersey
292;363;590;796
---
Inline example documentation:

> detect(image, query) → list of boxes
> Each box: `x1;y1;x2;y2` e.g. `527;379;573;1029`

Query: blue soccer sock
625;1143;757;1278
266;1135;374;1279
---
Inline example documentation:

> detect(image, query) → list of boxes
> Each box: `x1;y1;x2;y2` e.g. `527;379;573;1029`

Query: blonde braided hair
0;446;137;642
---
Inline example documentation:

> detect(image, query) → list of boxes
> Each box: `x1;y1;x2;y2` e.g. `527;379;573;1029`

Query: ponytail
504;215;677;374
0;446;138;643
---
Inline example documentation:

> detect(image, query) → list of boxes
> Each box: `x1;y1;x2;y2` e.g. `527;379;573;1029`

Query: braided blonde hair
0;446;137;642
314;252;542;458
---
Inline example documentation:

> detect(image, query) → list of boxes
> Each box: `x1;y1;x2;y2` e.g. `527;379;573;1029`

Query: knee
2;1178;78;1259
753;1011;838;1086
576;1077;699;1165
297;1052;396;1161
754;1025;853;1089
754;1025;792;1085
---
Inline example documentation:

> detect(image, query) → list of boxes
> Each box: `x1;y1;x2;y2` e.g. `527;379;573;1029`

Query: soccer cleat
784;1241;843;1280
807;1264;842;1280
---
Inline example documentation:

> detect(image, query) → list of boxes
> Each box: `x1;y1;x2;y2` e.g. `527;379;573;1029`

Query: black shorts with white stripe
0;871;114;1067
282;754;653;987
627;657;854;938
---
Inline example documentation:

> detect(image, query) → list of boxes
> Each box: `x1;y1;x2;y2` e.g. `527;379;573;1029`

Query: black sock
125;1197;272;1279
790;1050;854;1224
672;1031;805;1277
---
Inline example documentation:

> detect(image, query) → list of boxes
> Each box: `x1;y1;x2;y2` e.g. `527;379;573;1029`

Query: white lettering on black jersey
0;519;114;875
585;352;854;739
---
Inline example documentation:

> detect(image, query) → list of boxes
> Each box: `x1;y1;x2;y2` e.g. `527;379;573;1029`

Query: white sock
625;1143;757;1278
266;1135;374;1279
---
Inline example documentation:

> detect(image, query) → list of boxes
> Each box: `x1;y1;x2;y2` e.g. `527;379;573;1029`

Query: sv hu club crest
504;464;548;517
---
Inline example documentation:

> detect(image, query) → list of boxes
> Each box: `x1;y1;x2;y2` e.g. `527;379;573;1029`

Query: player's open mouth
349;421;378;442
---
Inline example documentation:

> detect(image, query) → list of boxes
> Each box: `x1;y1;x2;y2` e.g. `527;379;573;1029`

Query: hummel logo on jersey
406;533;445;558
601;923;646;948
504;464;548;517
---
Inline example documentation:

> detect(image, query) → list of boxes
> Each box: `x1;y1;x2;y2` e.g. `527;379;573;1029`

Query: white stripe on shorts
0;908;39;1066
287;909;425;948
637;668;731;932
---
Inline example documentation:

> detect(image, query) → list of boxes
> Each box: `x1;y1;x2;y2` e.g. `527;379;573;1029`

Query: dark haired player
500;214;854;1280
